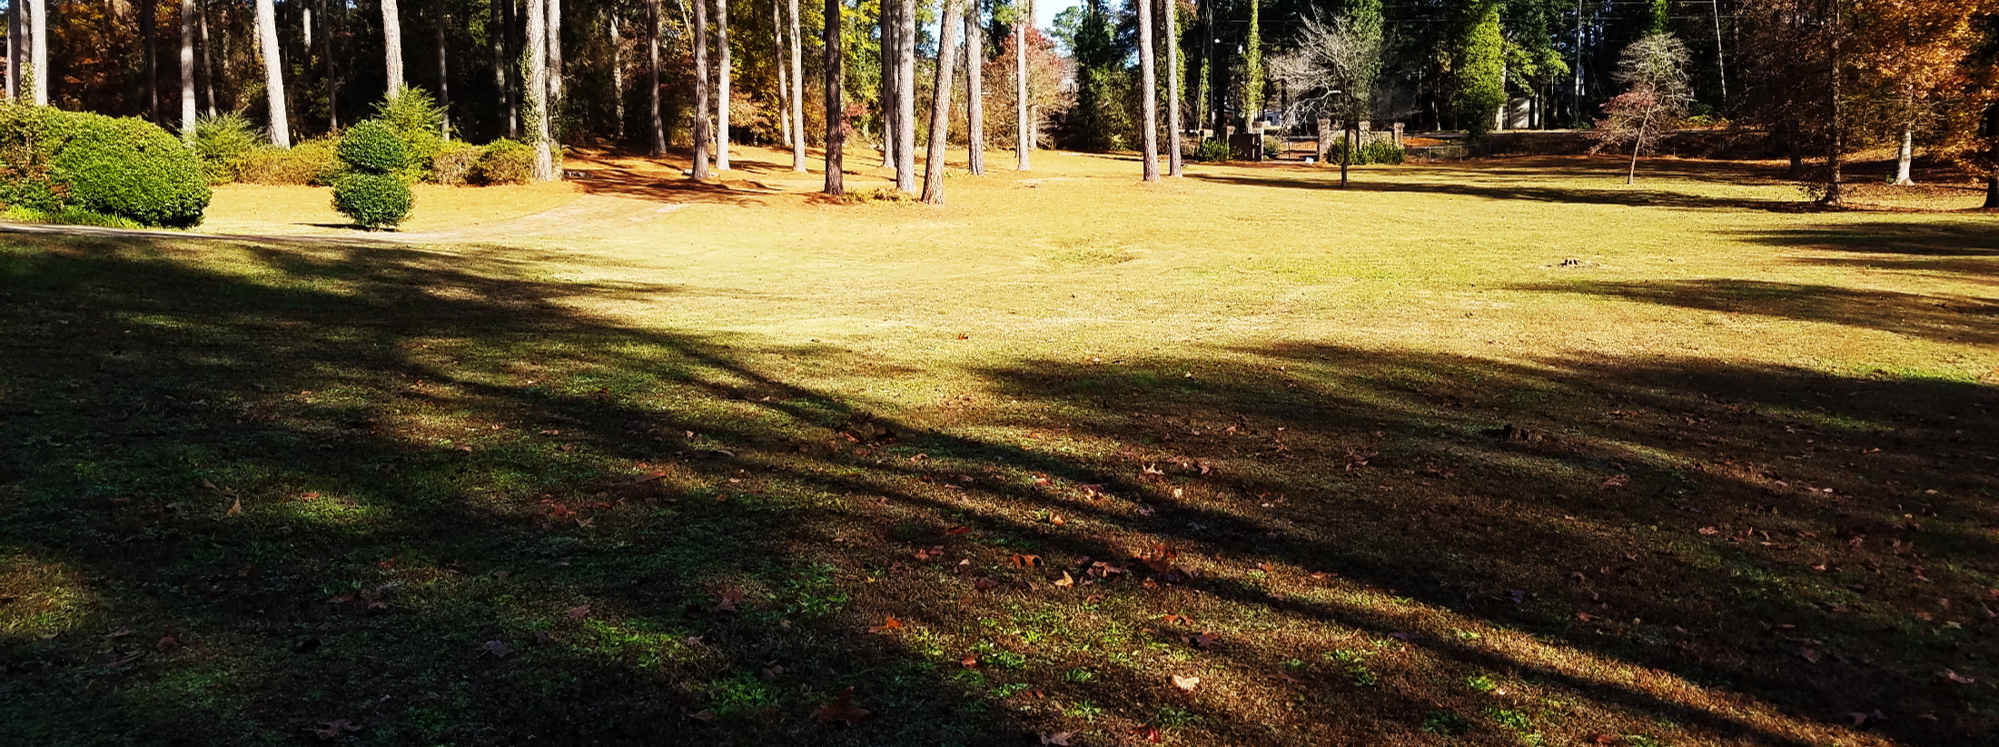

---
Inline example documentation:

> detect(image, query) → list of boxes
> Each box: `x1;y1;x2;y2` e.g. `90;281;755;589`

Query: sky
1037;0;1081;31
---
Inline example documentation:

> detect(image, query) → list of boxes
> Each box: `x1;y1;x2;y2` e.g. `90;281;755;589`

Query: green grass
1;150;1995;746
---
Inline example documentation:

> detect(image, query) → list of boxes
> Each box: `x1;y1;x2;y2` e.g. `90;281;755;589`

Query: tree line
4;0;1996;205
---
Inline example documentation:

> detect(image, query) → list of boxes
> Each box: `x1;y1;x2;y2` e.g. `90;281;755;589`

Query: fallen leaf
478;640;509;658
1040;732;1073;746
1161;614;1192;626
1699;526;1720;536
1940;669;1976;685
533;631;553;646
960;654;978;668
310;719;361;739
1010;554;1042;568
973;577;998;591
1053;571;1075;588
945;525;971;536
1591;734;1625;746
869;616;903;633
1191;633;1218;649
1601;475;1629;489
1800;648;1821;663
1049;513;1066;526
687;709;716;722
156;626;181;651
1171;675;1201;691
567;605;591;619
226;499;242;516
812;687;872;724
1132;725;1163;743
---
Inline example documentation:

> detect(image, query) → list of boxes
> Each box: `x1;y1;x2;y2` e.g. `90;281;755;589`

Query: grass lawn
2;146;1995;746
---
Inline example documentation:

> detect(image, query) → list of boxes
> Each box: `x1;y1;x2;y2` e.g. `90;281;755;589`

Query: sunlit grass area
2;147;1994;746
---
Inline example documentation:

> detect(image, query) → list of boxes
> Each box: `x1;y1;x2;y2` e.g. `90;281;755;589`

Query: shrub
1;203;143;229
0;104;209;227
430;140;482;185
191;112;263;184
1325;138;1406;166
1190;138;1232;162
474;138;537;185
337;119;412;174
373;86;448;181
332;173;414;229
234;137;344;185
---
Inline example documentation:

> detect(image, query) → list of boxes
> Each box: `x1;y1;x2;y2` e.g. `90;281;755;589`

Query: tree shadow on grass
1185;169;1816;213
1;228;1994;746
1502;278;1999;346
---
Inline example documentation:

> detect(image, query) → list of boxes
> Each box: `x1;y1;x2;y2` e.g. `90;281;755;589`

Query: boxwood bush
0;103;210;228
474;138;536;185
332;173;414;229
337;119;412;175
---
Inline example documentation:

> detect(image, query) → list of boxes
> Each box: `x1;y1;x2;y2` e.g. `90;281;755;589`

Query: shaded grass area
2;154;1998;746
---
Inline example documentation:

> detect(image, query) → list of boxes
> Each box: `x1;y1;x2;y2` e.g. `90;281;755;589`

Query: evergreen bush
430;140;483;185
336;119;412;175
0;103;209;227
474;139;537;185
332;173;414;230
191;112;263;184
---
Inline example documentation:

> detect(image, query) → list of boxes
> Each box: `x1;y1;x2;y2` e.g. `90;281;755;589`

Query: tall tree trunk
611;12;625;141
180;0;196;133
895;0;914;190
384;0;405;94
526;0;553;179
143;0;159;122
648;0;664;154
437;0;450;137
323;0;337;128
1893;126;1913;185
715;0;730;170
1819;0;1843;207
1014;0;1028;170
496;0;513;137
1986;105;1999;209
255;0;289;145
880;0;897;168
6;0;17;100
965;3;983;175
772;0;789;148
548;0;562;103
219;0;235;110
823;0;844;194
787;0;805;171
1165;0;1181;175
920;0;961;203
693;0;712;179
1138;0;1158;181
28;0;45;105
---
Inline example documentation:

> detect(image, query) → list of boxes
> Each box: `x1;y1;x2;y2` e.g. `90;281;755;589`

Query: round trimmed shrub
474;138;537;185
332;173;414;229
337;119;411;174
0;106;210;227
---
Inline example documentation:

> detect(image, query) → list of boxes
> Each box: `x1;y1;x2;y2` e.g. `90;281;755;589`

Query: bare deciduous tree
1270;8;1382;186
1589;33;1691;185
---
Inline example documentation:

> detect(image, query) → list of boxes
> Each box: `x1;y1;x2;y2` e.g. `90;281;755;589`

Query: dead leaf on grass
1601;475;1629;489
1131;725;1163;742
974;577;998;591
1939;669;1976;685
687;709;717;722
156;626;181;651
1800;648;1822;663
567;604;592;619
960;654;978;667
1040;732;1073;745
1010;554;1042;568
477;640;510;658
869;616;903;633
812;687;872;724
945;525;971;536
1171;675;1200;691
1699;526;1720;536
1053;571;1075;588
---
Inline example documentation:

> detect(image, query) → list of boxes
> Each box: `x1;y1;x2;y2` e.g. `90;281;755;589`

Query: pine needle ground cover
2;148;1994;746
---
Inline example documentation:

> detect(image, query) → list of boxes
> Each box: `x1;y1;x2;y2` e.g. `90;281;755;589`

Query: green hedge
474;139;537;185
332;173;414;229
1325;139;1406;166
0;104;210;228
235;137;344;185
337;119;412;174
430;141;482;185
